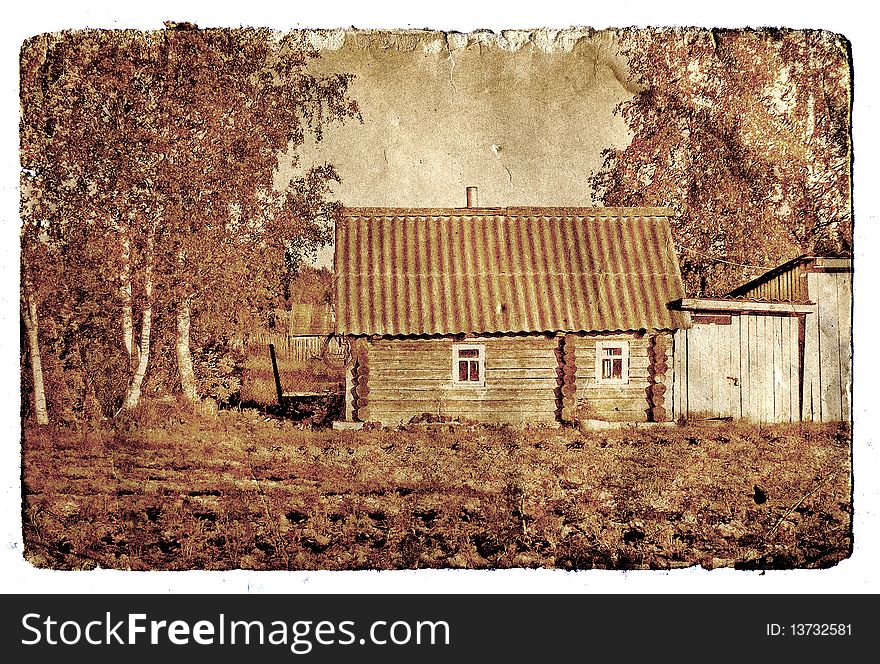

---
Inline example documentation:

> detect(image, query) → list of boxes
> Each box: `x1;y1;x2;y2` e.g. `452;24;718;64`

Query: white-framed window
452;344;485;386
595;341;629;384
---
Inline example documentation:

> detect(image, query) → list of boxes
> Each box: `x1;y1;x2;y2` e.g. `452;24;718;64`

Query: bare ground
21;408;852;571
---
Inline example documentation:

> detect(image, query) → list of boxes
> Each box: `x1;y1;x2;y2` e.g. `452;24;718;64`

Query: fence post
268;343;284;405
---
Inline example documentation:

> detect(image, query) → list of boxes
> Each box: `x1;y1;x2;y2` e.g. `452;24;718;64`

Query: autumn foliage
592;29;852;295
20;27;358;422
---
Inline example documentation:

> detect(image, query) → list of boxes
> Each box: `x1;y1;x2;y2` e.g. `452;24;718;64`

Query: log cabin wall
571;333;654;422
648;333;673;422
353;335;560;427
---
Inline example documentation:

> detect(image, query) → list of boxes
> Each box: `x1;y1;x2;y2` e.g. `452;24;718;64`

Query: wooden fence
244;332;326;363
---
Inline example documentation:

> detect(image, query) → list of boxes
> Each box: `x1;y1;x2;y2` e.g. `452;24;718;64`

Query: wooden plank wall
672;314;800;423
677;322;736;418
362;336;560;427
803;272;852;422
573;334;651;422
838;271;853;421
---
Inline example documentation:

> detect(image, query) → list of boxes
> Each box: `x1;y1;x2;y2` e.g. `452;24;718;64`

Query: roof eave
725;255;853;298
337;324;689;338
673;298;815;314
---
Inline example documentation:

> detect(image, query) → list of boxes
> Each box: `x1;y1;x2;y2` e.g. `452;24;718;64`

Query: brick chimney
466;186;478;208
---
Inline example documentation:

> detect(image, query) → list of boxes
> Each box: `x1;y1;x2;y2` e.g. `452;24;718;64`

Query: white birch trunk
120;226;135;362
176;297;199;403
22;274;48;425
122;234;153;411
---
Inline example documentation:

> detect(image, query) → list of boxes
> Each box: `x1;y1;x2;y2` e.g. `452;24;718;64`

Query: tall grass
240;343;342;406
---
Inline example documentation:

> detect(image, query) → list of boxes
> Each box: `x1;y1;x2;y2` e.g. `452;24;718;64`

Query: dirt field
21;408;852;570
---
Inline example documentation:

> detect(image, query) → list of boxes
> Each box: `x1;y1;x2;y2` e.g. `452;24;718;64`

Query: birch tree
591;29;851;295
21;31;164;415
150;27;356;405
20;27;357;415
19;244;49;425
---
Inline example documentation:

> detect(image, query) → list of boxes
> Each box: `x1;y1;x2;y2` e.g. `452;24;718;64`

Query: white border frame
3;0;876;597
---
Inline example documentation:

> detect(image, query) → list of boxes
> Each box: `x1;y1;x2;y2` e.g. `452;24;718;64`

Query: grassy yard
21;407;852;571
239;344;342;406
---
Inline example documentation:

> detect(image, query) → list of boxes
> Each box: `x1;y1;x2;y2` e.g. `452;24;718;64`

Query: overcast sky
287;30;635;267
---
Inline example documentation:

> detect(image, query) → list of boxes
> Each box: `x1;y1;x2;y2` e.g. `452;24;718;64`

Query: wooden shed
728;256;852;422
671;256;852;423
333;191;689;427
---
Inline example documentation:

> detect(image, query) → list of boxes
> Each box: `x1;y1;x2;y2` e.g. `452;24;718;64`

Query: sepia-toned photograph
18;21;853;574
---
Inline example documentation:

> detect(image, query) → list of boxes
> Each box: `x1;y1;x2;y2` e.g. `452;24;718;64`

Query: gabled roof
334;206;688;336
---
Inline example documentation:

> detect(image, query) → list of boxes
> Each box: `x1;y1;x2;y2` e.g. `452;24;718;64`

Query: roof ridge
342;206;677;217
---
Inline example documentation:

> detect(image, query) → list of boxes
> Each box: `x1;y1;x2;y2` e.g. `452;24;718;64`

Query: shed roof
726;255;852;303
334;206;688;336
673;297;815;315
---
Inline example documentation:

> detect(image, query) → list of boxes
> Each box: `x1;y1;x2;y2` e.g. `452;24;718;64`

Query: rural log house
334;188;689;427
333;190;852;428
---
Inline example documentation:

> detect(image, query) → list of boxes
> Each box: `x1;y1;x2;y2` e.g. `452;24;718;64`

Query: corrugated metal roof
334;207;688;336
726;255;852;303
726;255;811;303
287;303;333;336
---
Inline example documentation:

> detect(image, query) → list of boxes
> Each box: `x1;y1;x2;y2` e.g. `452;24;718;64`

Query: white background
2;1;876;595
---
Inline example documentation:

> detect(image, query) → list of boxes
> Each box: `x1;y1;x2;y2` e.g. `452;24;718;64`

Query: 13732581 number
767;624;852;636
790;624;852;636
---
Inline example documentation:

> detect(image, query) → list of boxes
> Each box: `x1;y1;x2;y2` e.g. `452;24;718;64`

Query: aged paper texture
16;24;856;582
